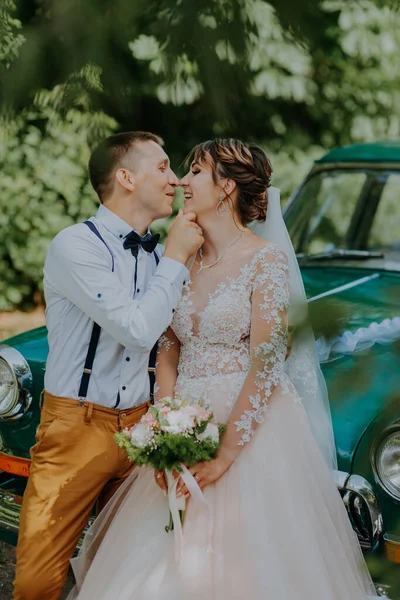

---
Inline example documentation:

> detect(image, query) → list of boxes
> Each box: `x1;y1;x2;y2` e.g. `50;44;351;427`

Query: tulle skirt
68;373;379;599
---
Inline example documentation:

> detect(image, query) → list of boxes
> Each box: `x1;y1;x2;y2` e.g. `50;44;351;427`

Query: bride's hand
176;455;232;497
154;469;167;494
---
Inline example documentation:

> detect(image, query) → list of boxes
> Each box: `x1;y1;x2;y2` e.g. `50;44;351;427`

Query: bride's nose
179;173;189;186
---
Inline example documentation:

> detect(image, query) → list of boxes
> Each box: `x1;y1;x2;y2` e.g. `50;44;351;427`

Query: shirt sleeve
44;226;189;352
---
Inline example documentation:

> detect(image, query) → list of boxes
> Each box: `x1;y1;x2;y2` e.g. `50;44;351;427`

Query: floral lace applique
158;334;175;352
232;246;290;444
158;244;290;435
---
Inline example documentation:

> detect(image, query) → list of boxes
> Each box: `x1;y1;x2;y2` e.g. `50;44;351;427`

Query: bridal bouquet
115;396;225;532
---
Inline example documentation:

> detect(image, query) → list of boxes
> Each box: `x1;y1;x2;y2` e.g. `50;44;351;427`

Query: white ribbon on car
316;316;400;362
166;465;214;569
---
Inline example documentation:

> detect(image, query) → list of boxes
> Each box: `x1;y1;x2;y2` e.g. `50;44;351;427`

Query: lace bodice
157;243;290;445
169;262;253;379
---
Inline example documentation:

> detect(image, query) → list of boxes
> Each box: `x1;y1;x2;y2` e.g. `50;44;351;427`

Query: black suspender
78;220;159;406
78;321;102;404
148;254;160;403
84;221;115;270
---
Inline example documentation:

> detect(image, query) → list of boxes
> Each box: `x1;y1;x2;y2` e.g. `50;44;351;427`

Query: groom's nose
168;169;179;187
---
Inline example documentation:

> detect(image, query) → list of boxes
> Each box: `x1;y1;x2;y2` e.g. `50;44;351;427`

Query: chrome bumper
335;470;382;553
0;486;20;538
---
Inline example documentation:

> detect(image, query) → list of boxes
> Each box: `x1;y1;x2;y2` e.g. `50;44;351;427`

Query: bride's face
180;159;221;219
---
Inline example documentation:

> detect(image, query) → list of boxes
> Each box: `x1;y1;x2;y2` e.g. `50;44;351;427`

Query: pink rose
141;412;158;428
181;405;211;423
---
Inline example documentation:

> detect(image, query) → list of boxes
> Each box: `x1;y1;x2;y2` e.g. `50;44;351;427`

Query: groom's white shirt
43;204;188;409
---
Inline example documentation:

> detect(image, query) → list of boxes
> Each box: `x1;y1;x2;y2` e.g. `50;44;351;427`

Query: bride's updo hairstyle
186;138;272;224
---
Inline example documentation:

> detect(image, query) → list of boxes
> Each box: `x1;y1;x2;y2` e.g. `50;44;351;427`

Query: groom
13;131;203;600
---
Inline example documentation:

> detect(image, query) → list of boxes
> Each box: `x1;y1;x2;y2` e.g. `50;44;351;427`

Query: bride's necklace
197;233;243;274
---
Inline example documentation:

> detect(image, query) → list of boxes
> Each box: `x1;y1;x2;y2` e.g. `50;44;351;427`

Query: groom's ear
116;168;135;192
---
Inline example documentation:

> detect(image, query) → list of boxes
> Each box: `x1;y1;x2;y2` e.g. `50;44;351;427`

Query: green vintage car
1;141;400;595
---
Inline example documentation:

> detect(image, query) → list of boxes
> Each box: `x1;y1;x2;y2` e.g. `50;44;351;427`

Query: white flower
196;423;220;443
161;409;195;434
129;423;154;448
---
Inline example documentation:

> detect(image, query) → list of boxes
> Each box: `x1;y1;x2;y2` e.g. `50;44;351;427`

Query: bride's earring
216;193;227;217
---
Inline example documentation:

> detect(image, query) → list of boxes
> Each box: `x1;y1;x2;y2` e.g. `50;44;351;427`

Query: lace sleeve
219;246;290;458
154;326;181;401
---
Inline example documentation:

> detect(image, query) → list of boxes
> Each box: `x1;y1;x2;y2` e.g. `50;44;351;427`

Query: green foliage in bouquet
115;404;226;472
115;428;225;471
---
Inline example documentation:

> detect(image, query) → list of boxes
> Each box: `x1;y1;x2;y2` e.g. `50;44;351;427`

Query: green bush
0;102;116;310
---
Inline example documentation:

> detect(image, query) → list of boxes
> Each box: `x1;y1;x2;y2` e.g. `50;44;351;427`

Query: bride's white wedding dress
70;242;378;600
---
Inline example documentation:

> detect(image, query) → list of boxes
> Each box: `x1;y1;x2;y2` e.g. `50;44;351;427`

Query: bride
69;139;379;599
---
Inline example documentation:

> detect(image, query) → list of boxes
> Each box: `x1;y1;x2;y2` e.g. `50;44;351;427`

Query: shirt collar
95;205;151;240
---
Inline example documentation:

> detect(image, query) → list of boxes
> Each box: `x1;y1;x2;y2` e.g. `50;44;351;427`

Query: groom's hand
164;210;204;265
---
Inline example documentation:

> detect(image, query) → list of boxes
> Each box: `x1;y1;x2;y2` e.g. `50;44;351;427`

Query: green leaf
149;405;160;420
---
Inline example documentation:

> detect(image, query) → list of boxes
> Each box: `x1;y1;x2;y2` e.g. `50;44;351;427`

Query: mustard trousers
13;391;150;600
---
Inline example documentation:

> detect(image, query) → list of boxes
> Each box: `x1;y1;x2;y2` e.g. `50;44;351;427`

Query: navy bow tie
123;230;160;257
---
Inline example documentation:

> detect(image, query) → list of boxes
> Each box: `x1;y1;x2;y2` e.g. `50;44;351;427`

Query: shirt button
126;357;130;362
137;289;140;293
183;281;186;285
119;234;123;238
122;386;126;391
172;309;175;313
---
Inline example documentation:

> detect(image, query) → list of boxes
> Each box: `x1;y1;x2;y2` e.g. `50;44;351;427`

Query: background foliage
1;0;400;309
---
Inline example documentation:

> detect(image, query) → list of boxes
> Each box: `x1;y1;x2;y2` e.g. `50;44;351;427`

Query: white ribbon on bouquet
166;465;214;568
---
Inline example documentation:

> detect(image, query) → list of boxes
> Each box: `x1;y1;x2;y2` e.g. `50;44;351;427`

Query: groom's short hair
89;131;164;202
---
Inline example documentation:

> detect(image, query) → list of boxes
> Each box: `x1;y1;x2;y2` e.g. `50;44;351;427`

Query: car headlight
375;431;400;499
0;358;18;414
0;345;32;420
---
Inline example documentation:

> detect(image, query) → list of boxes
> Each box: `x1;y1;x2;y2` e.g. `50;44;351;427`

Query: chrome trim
336;470;382;553
376;583;392;598
347;474;383;551
371;424;400;502
308;273;380;303
0;487;93;549
334;470;350;491
0;488;20;535
0;345;33;420
301;258;400;273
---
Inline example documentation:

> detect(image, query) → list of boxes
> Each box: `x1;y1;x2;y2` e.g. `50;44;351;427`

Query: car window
368;173;400;249
286;170;367;253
